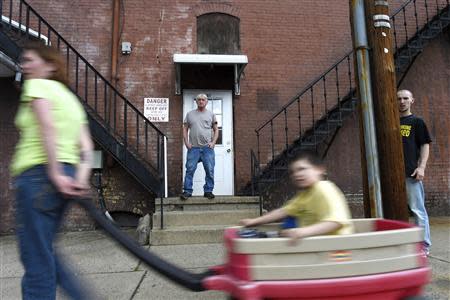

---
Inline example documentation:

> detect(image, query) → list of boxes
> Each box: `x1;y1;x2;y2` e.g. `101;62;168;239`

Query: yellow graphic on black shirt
401;125;411;137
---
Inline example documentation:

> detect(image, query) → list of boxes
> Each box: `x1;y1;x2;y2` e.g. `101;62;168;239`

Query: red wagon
77;200;430;300
203;219;430;300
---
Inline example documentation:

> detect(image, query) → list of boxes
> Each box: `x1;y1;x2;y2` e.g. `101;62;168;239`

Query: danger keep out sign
144;98;169;122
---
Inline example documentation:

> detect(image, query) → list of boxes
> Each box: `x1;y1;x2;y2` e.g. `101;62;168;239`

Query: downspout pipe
105;0;121;167
351;0;384;218
111;0;120;85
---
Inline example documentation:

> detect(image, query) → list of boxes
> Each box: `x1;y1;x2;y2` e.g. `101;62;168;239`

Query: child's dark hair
288;150;324;168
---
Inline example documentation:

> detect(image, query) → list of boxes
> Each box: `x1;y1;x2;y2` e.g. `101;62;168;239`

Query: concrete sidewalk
1;217;449;300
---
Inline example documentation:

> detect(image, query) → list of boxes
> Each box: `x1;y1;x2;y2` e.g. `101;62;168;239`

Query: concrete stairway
150;196;260;245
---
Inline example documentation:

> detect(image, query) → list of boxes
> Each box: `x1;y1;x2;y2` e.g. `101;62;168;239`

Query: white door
182;90;234;196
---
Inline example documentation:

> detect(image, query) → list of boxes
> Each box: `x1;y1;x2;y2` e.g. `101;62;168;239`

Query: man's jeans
405;177;431;248
14;164;87;300
183;146;215;194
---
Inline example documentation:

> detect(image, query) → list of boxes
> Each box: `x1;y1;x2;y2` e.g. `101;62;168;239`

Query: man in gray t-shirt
180;93;219;200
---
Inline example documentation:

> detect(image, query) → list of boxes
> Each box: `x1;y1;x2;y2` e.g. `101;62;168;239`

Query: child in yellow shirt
240;151;354;240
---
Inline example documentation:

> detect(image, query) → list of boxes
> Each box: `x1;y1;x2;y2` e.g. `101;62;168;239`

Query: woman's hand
50;172;88;198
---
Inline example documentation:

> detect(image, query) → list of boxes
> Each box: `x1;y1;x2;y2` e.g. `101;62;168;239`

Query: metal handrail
254;1;446;134
0;0;168;224
251;0;449;198
254;0;448;168
250;149;262;215
255;52;352;133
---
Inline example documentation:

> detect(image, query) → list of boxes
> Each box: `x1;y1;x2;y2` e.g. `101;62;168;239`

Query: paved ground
1;217;449;300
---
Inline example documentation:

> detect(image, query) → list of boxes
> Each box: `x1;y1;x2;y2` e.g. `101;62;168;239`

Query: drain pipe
351;0;383;218
105;0;121;169
111;0;120;85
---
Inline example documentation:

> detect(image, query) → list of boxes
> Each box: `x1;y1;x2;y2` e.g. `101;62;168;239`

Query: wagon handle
74;198;211;292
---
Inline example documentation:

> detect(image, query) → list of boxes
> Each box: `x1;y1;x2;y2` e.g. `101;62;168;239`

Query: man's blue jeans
405;177;431;249
183;146;215;194
14;164;87;300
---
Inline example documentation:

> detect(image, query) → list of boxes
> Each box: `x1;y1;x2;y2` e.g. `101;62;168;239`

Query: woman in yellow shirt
12;43;93;300
240;151;354;240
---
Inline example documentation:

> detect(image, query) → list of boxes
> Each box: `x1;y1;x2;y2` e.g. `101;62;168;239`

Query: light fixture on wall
121;42;132;55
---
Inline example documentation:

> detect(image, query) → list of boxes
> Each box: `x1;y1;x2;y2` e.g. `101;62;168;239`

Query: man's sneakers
180;191;215;200
204;192;215;199
179;192;191;200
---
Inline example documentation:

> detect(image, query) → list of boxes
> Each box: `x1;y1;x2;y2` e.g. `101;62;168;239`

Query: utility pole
363;0;409;221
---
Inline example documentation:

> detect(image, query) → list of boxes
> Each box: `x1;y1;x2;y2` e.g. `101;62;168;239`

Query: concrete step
151;196;260;245
149;224;229;245
155;196;260;212
153;209;260;227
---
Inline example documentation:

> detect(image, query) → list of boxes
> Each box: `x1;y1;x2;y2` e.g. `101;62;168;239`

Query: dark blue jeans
14;164;87;300
183;146;215;194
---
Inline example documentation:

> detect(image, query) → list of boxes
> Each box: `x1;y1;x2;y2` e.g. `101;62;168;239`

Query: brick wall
1;1;448;232
27;0;113;78
24;0;358;195
0;78;20;234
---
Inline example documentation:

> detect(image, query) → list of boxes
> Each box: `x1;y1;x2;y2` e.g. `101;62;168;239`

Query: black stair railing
250;149;263;215
253;0;449;188
255;52;354;168
393;0;450;83
0;1;168;204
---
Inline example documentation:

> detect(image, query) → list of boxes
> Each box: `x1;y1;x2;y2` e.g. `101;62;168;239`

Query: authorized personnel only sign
144;98;169;122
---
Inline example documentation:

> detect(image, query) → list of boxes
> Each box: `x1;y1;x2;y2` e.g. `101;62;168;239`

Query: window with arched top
197;13;240;54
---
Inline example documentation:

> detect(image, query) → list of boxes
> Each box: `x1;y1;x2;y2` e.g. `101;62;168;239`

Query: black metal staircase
0;0;167;197
248;0;450;197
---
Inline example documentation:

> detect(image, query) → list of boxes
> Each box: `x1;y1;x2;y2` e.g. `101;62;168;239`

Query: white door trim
182;90;234;196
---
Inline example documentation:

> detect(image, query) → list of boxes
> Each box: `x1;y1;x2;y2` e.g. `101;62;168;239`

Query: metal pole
351;0;383;218
164;136;168;198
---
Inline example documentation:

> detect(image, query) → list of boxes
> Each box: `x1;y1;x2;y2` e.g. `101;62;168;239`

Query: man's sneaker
179;192;191;200
204;192;215;199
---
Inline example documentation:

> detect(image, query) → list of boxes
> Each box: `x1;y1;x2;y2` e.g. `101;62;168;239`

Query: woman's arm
75;124;94;189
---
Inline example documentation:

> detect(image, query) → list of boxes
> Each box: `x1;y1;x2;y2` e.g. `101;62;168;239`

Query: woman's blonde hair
23;42;68;86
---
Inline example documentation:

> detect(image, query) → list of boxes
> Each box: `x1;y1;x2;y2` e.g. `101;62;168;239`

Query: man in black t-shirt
398;90;432;255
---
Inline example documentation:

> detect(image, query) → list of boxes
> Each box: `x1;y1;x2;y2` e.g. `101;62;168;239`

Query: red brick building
1;0;449;233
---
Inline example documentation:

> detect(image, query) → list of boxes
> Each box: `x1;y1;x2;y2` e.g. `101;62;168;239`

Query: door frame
182;89;234;196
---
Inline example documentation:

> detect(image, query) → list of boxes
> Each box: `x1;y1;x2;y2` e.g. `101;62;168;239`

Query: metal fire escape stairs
248;2;450;196
0;1;167;200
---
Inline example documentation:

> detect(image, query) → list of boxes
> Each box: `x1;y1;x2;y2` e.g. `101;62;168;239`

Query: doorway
182;90;234;196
